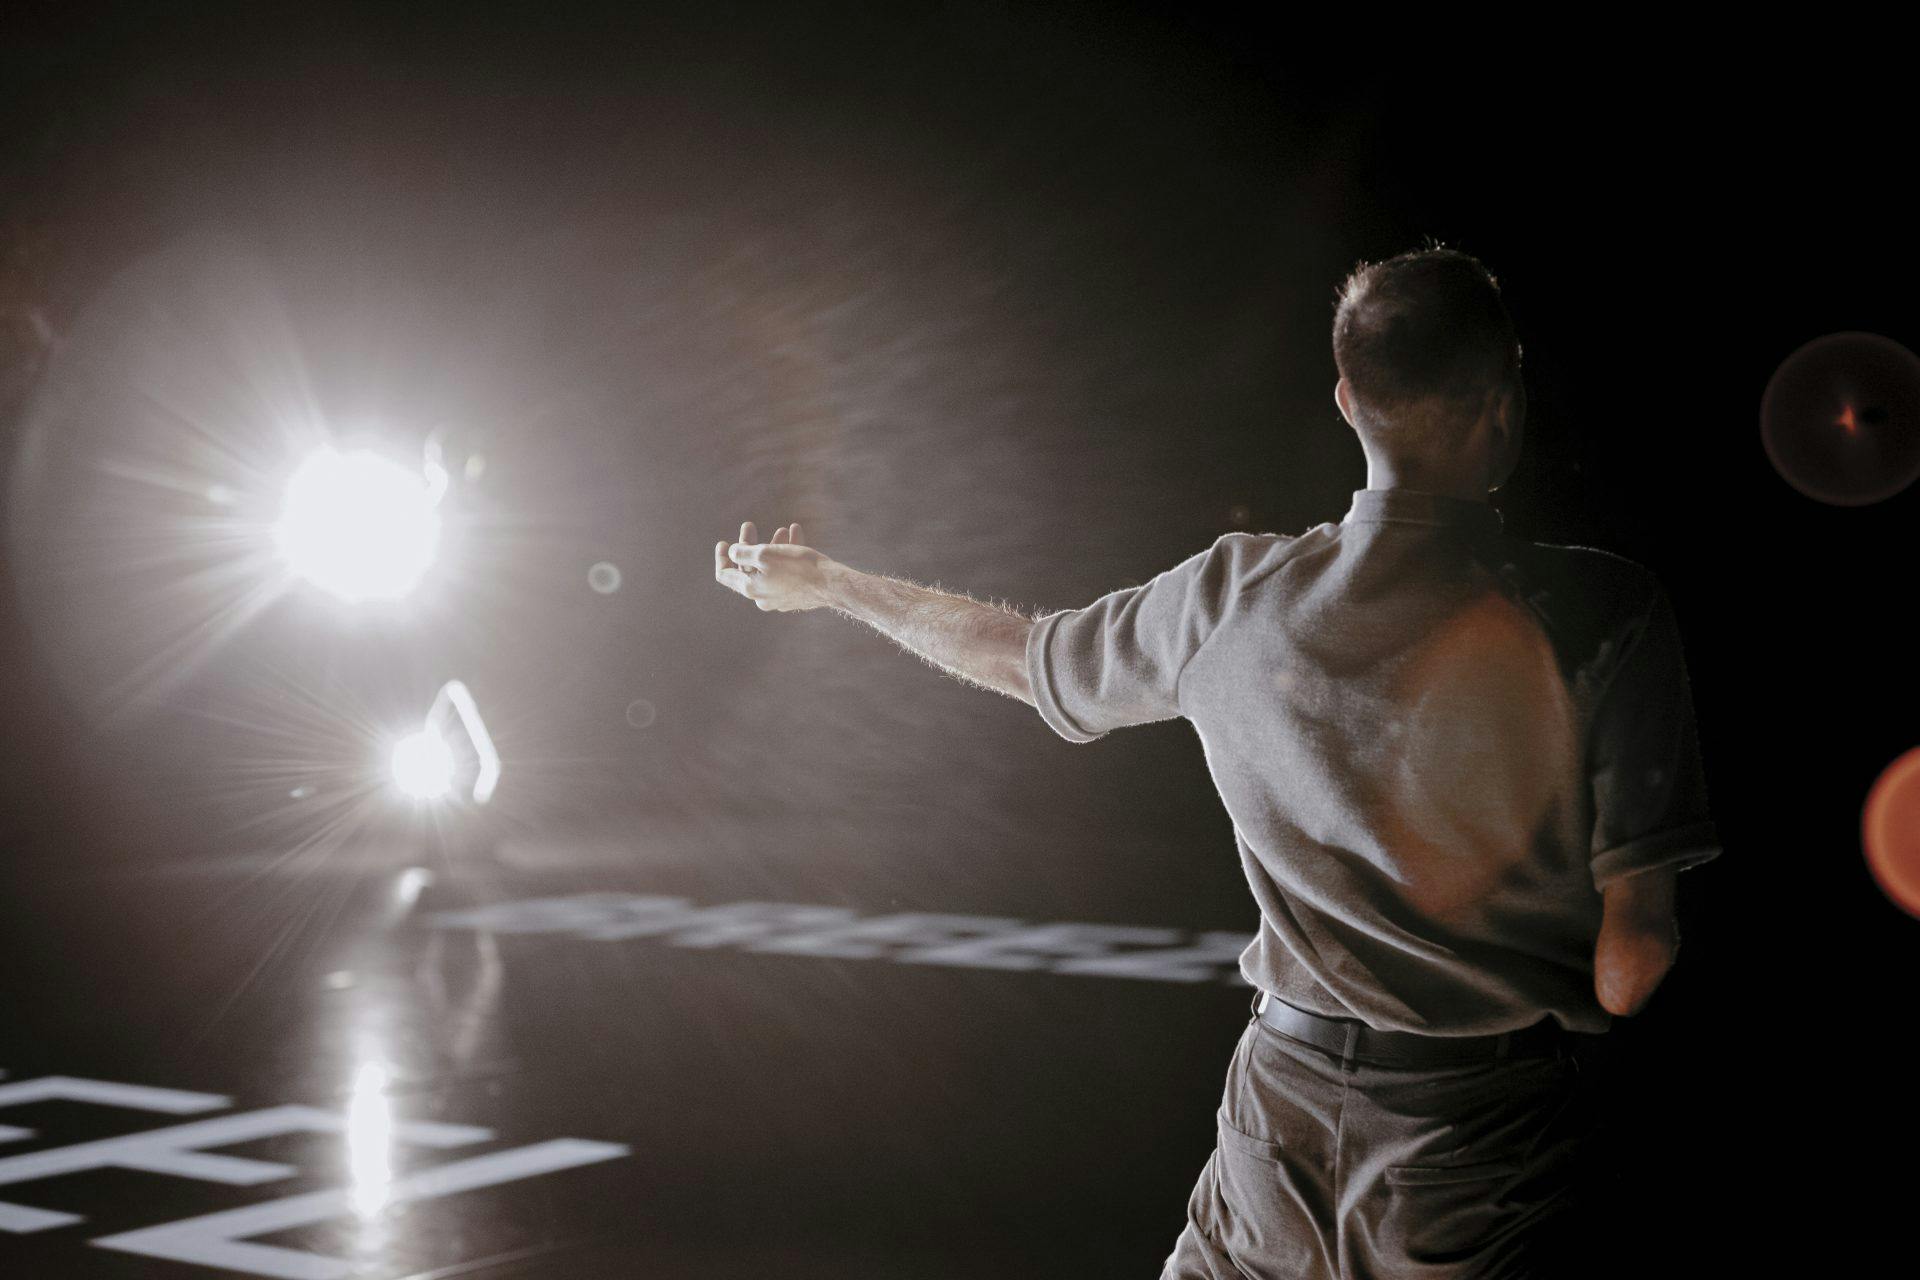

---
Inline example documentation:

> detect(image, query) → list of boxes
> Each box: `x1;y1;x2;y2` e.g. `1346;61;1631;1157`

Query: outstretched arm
714;520;1035;706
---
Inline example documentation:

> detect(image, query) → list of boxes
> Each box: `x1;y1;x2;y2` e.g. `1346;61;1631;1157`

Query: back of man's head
1333;246;1522;451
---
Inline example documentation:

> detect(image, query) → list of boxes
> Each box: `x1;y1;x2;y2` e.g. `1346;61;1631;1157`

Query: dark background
0;3;1910;1274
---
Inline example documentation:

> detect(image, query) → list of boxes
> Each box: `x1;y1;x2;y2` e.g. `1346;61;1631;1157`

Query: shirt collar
1343;488;1505;537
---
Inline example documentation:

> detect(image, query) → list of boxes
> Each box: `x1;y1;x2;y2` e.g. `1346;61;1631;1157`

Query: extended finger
789;522;804;545
716;566;758;597
714;540;729;577
740;521;757;546
771;525;789;545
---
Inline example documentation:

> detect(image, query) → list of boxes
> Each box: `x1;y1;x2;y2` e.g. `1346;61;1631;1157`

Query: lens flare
588;561;622;594
1760;332;1920;506
275;449;440;601
391;730;455;801
1864;746;1920;918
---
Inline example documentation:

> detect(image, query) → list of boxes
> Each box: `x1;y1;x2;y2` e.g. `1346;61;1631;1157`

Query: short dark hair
1333;244;1522;445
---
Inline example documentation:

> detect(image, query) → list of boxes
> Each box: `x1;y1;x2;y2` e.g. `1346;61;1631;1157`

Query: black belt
1255;992;1573;1066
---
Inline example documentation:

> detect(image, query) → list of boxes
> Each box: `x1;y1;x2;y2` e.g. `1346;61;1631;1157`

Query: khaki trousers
1162;1007;1597;1279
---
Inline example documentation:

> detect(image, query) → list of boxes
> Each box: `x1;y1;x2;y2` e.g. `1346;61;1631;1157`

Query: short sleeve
1025;535;1236;744
1587;581;1722;890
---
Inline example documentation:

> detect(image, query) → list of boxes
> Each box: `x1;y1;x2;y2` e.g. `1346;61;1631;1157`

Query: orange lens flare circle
1760;331;1920;506
1863;747;1920;918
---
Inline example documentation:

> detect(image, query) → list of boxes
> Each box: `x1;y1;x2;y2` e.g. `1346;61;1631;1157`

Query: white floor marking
424;892;1256;984
91;1139;631;1279
0;1075;235;1233
0;1104;490;1234
1057;931;1260;983
749;912;1027;958
898;923;1186;970
0;1200;83;1233
0;1075;230;1117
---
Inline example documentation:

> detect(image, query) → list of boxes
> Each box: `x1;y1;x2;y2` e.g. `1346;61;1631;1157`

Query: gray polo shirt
1025;486;1720;1035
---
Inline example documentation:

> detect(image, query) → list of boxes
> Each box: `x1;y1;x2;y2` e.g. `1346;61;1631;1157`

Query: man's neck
1363;457;1491;503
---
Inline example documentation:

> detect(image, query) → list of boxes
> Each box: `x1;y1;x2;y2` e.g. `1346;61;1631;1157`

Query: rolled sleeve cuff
1026;610;1108;744
1591;820;1722;891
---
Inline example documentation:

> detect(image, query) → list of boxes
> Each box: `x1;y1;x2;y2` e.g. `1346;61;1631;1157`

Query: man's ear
1334;377;1356;428
1488;385;1525;490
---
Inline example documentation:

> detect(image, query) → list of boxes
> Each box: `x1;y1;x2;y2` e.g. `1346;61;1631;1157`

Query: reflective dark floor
0;809;1752;1278
1;815;1290;1278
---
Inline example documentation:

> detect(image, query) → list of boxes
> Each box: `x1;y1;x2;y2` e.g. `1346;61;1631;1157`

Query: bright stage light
427;680;500;805
391;730;455;801
275;449;440;602
386;681;500;805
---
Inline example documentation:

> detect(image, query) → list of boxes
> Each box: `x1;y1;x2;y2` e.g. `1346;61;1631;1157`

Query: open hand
714;520;835;613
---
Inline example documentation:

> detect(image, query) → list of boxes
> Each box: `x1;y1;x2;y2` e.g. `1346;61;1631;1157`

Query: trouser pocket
1383;1159;1525;1187
1211;1109;1335;1280
1356;1055;1587;1274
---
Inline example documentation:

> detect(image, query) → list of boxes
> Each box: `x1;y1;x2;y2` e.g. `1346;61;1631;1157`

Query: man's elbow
1593;867;1680;1017
1594;928;1677;1016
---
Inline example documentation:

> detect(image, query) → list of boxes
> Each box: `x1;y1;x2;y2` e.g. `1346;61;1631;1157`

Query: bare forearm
822;561;1035;705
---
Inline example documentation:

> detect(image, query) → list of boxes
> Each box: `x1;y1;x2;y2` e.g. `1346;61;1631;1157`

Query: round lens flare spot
1761;332;1920;506
1863;747;1920;918
276;449;441;602
588;561;623;594
391;730;456;801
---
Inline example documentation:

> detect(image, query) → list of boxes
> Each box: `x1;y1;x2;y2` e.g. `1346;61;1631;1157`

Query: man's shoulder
1208;522;1339;579
1501;537;1666;641
1507;537;1659;595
